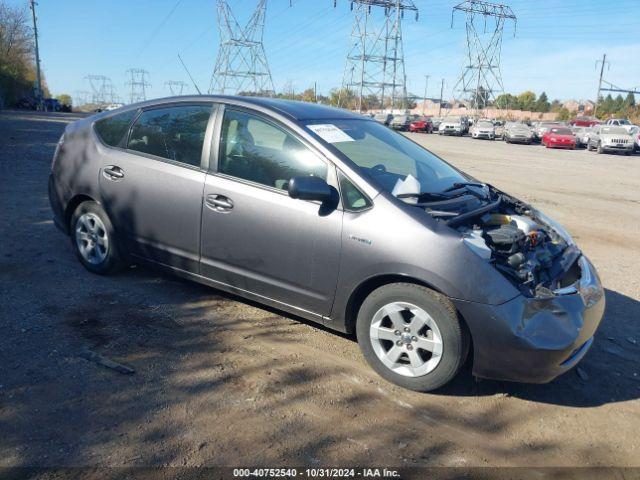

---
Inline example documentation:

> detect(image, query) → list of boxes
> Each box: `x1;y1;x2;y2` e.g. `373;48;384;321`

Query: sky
9;0;640;103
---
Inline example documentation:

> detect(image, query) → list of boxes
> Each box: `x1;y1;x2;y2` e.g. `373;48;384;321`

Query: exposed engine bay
414;184;581;298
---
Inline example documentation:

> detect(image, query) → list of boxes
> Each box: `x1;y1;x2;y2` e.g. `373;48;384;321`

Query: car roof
118;95;364;122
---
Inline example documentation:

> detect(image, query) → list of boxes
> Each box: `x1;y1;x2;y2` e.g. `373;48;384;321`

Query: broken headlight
532;209;574;246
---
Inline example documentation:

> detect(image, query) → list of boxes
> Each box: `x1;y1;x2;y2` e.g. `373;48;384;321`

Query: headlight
533;209;574;245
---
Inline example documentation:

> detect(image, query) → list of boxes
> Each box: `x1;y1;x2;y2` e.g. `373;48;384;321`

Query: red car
570;116;601;127
409;117;434;133
541;126;576;149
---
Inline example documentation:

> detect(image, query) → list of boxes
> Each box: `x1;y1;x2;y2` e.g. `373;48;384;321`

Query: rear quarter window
94;110;138;147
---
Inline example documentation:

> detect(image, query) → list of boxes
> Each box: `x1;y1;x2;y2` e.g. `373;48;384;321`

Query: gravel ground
1;111;639;469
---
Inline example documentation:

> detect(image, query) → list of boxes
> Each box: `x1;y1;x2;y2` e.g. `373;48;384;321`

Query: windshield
476;121;493;128
602;126;629;135
305;119;467;195
616;119;631;125
443;116;460;123
549;127;573;135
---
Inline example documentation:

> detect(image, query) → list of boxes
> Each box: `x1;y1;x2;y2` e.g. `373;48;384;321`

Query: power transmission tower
73;90;91;106
451;0;516;116
85;75;114;105
209;0;276;96
29;0;43;107
126;69;151;104
337;0;418;113
165;80;188;96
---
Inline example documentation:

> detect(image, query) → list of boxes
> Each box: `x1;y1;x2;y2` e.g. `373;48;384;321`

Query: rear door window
94;110;138;147
127;104;212;168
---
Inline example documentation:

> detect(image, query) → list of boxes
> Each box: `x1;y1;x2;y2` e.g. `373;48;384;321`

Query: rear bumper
453;255;605;383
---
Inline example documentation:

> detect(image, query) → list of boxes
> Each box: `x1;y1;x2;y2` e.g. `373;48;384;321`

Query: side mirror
288;176;333;202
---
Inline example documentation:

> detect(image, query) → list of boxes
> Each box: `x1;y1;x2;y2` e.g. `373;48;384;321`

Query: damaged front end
423;186;586;301
413;185;606;382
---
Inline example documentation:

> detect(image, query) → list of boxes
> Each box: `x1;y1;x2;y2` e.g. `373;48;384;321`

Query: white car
470;120;496;140
587;125;635;155
629;126;640;152
604;118;638;134
438;116;465;136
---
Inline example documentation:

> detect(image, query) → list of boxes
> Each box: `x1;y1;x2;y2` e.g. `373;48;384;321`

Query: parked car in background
570;116;600;127
541;126;576;149
439;115;465;136
409;116;434;133
571;126;591;148
390;114;415;131
48;95;605;392
43;98;62;112
534;121;562;142
470;120;496;140
587;125;635;155
504;122;533;144
629;126;640;152
373;113;393;126
430;117;443;131
604;118;636;133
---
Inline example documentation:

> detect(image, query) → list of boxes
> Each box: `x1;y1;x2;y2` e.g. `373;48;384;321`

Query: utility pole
29;0;43;108
422;75;430;115
438;78;444;117
594;53;608;118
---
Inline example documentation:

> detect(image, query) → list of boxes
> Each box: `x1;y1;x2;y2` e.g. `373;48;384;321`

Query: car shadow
436;288;640;407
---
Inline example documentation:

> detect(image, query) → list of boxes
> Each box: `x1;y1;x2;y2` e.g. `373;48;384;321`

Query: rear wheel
356;283;469;392
596;142;604;154
70;201;123;275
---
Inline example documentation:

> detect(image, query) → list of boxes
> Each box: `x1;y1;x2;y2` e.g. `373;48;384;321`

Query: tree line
0;1;51;107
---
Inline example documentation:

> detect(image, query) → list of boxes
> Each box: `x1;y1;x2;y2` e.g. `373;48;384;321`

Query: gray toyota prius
48;96;605;391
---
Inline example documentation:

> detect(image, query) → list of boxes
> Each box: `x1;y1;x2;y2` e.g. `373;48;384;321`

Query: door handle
103;165;124;180
205;194;234;212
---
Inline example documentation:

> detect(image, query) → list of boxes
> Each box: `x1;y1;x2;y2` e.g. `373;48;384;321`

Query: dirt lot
1;110;639;469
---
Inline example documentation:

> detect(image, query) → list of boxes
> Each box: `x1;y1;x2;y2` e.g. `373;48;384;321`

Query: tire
356;283;469;392
70;201;123;275
596;142;603;154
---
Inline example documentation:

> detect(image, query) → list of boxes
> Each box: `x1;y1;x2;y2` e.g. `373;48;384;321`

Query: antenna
451;0;516;116
337;0;418;113
178;54;203;95
209;0;276;96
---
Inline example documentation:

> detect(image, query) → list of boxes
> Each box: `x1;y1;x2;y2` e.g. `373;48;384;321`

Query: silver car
504;122;533;144
49;96;605;391
470;120;496;140
587;125;635;155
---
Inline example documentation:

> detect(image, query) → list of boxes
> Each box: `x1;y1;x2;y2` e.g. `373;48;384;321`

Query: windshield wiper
441;182;487;192
396;191;449;200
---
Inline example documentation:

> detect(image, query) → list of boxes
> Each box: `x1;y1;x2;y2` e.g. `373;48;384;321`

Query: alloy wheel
75;212;109;265
369;302;443;377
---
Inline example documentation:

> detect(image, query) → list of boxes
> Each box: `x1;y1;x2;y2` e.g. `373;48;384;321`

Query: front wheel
596;142;604;154
356;283;469;392
70;201;123;275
